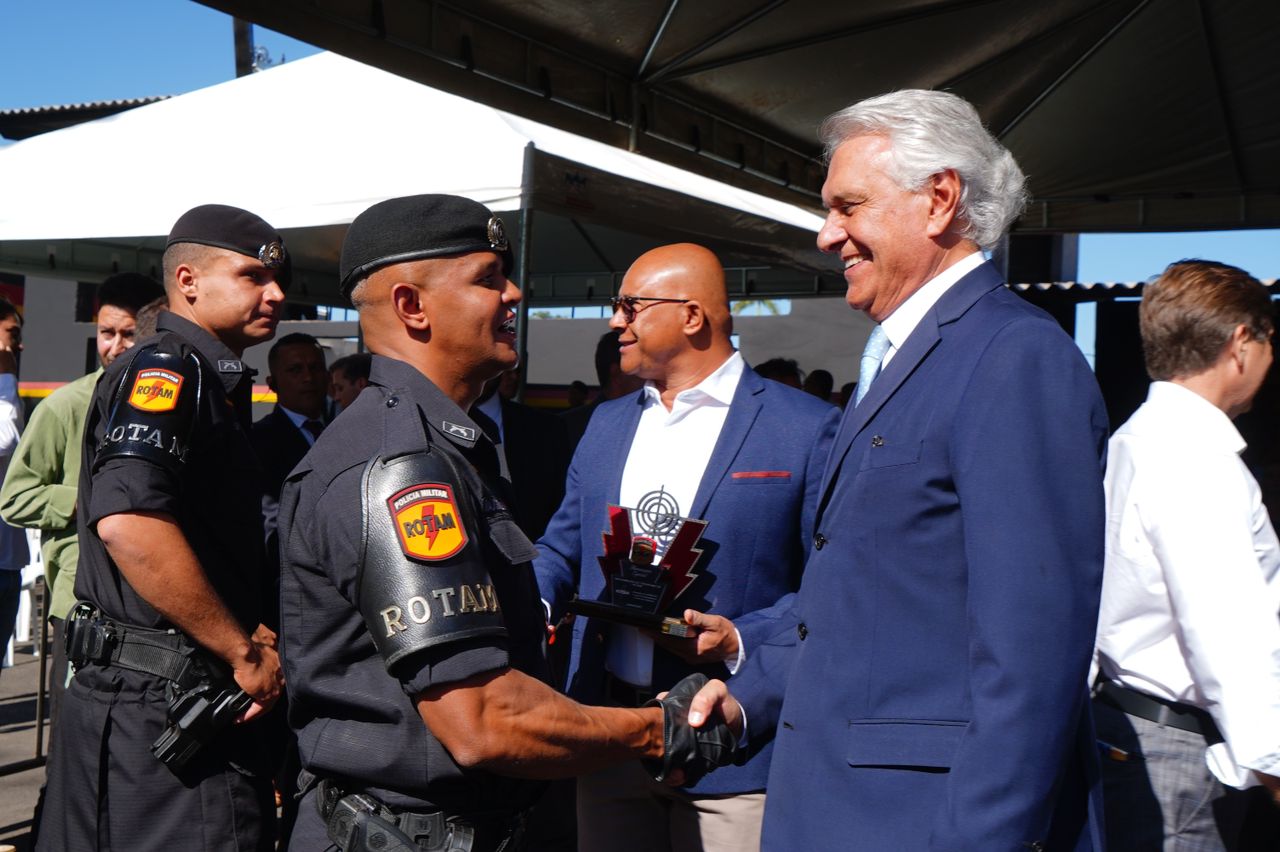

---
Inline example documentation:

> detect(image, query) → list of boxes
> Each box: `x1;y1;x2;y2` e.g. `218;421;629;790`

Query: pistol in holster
150;681;254;769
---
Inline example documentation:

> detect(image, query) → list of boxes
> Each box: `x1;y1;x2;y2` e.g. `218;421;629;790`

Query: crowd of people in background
0;86;1277;852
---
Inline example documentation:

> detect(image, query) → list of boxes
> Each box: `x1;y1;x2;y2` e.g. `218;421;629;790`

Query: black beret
166;204;290;287
338;194;513;300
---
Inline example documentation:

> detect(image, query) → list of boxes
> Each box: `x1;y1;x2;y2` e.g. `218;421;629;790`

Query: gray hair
348;277;371;309
820;90;1027;250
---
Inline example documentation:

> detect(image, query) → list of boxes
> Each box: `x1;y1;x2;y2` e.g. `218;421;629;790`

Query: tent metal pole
637;0;681;79
514;142;536;402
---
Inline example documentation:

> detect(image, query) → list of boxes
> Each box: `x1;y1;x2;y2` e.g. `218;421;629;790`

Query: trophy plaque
566;499;708;638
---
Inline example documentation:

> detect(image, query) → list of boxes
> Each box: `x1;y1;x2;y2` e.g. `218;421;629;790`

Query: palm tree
731;299;782;316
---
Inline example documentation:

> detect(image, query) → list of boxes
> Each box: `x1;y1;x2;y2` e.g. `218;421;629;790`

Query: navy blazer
535;364;838;795
251;405;317;630
496;398;571;540
251;406;314;502
732;263;1109;850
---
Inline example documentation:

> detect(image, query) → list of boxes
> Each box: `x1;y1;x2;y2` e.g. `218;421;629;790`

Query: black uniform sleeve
86;345;202;526
358;449;508;679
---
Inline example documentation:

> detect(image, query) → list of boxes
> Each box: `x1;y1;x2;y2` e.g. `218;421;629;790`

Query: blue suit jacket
535;364;839;795
732;263;1109;850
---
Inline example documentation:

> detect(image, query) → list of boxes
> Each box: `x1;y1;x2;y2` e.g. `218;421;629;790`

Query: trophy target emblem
633;487;682;540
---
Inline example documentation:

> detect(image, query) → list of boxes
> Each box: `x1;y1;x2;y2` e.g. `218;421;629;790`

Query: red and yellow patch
388;483;468;562
127;368;184;413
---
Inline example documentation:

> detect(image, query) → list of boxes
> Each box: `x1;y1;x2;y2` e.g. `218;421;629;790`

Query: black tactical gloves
643;673;738;784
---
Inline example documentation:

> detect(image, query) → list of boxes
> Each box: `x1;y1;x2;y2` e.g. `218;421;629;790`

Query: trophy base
565;597;692;638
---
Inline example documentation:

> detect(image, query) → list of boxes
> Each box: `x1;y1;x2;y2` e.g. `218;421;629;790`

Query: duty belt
64;601;214;690
317;778;527;852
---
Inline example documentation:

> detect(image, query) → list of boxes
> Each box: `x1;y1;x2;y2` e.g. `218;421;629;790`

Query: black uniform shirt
278;355;551;813
74;311;267;632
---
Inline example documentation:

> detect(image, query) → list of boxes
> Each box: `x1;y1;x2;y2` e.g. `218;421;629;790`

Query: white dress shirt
1095;381;1280;788
879;251;984;369
474;392;504;443
607;351;744;686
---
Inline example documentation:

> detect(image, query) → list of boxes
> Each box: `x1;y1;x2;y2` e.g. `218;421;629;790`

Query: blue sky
2;1;320;109
1077;231;1279;283
3;0;1276;283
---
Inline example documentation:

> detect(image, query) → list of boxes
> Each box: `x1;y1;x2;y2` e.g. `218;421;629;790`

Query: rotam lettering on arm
379;583;501;638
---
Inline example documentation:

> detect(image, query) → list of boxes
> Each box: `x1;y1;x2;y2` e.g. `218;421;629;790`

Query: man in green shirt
0;272;162;725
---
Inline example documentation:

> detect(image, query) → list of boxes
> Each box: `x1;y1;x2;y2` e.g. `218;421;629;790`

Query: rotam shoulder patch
127;368;184;413
389;482;468;561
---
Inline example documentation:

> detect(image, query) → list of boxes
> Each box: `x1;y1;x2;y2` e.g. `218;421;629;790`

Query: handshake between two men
551;607;747;787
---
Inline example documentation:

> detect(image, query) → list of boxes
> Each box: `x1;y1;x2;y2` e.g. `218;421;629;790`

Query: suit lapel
602;391;646;506
815;262;1005;521
274;407;311;457
690;368;764;519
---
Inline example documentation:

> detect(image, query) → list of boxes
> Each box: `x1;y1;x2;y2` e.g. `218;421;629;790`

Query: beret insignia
487;216;509;252
258;241;286;268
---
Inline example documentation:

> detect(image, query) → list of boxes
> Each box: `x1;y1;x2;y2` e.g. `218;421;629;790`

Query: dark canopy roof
0;97;169;140
200;0;1280;234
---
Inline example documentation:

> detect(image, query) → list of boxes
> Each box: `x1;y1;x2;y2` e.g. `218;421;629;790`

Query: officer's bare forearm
96;511;255;665
416;667;664;778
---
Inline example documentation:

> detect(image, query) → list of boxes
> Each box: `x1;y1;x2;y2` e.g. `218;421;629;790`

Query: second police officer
278;195;737;852
37;205;289;852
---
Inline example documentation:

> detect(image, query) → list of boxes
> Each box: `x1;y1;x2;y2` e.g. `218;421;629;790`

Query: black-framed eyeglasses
610;295;692;323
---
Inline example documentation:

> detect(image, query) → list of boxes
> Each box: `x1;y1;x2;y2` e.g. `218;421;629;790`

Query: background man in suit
690;90;1110;851
561;329;644;452
250;331;330;842
328;351;370;412
473;367;572;541
252;332;330;505
536;243;838;852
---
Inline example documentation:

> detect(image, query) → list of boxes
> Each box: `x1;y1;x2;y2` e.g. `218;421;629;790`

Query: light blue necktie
854;325;891;407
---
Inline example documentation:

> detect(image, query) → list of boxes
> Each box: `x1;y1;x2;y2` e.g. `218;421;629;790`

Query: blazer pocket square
731;470;792;481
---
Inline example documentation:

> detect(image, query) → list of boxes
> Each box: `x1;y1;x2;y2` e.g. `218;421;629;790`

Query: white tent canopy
0;51;835;302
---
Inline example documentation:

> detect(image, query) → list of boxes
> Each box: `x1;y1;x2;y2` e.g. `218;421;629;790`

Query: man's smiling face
816;134;941;322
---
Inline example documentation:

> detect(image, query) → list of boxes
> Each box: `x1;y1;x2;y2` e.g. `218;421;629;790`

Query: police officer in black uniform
36;205;288;852
278;195;737;852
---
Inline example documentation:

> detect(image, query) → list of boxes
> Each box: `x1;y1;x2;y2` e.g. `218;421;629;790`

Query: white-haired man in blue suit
689;90;1110;851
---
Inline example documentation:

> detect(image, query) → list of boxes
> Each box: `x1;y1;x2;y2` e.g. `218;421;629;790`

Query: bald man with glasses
535;243;839;852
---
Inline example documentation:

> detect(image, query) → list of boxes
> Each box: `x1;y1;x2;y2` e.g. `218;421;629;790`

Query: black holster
64;602;119;667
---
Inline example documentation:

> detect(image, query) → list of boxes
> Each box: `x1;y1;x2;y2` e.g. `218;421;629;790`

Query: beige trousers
576;759;765;852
